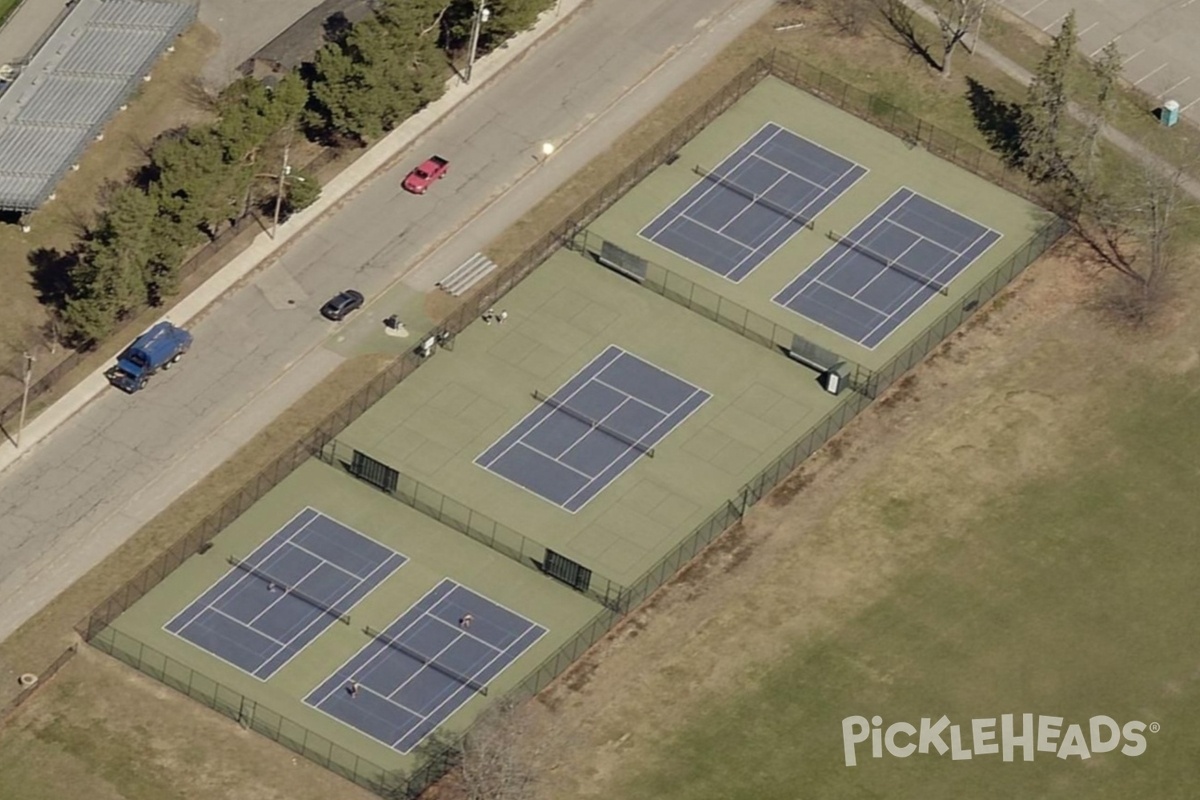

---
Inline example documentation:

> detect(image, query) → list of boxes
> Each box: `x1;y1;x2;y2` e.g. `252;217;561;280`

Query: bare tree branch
1077;153;1196;321
457;696;539;800
420;2;452;38
935;0;989;79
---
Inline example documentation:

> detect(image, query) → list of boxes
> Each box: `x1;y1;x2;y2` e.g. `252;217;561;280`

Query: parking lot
998;0;1200;121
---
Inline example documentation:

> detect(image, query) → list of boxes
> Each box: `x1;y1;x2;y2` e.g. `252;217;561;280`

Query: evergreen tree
1021;10;1077;184
309;0;449;141
62;187;157;340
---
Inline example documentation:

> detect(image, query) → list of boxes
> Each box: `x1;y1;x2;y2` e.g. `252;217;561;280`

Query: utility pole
271;130;293;240
465;0;489;84
17;351;34;447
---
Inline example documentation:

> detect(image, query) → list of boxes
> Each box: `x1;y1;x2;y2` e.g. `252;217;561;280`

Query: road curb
0;0;587;478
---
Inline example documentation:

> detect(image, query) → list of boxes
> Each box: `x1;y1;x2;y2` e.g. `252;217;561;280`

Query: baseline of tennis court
773;188;1002;349
304;578;547;754
474;345;711;513
639;122;866;282
164;508;407;680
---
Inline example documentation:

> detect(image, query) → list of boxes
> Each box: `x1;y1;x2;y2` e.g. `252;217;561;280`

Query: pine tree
1021;10;1077;184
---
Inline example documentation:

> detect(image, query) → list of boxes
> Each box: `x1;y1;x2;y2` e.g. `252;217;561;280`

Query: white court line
1134;64;1168;86
1160;77;1191;98
1041;13;1067;32
850;229;925;303
861;226;997;344
209;607;290;648
680;212;758;250
562;385;709;510
1123;49;1146;66
1022;0;1049;17
246;560;326;627
1090;36;1119;58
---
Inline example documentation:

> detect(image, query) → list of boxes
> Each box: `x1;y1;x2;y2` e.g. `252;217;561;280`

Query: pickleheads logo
842;715;1159;766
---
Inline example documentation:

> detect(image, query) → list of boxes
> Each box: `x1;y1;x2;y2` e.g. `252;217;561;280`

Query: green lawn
0;0;23;28
615;367;1200;800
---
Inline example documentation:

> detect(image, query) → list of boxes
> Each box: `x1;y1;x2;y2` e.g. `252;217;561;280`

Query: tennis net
364;626;488;695
532;390;656;457
825;229;950;296
693;165;815;230
227;556;351;625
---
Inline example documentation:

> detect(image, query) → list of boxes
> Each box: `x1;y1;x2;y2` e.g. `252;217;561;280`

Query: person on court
459;613;473;629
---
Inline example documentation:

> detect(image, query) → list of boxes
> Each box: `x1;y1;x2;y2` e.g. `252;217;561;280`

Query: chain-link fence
0;644;77;726
569;229;874;392
0;144;346;434
763;49;1055;209
89;626;406;796
75;50;1071;800
317;439;627;610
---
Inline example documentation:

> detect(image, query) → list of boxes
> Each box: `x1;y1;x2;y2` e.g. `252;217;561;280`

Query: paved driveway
998;0;1200;121
0;0;775;643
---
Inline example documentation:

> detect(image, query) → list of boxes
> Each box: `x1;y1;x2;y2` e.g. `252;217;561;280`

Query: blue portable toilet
1161;99;1180;127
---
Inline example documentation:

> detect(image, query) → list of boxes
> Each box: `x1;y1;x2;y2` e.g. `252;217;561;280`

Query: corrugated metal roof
0;0;197;212
92;0;195;29
57;28;167;76
15;75;128;125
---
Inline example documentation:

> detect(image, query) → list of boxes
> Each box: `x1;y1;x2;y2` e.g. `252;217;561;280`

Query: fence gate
542;549;593;593
597;240;649;282
349;450;399;495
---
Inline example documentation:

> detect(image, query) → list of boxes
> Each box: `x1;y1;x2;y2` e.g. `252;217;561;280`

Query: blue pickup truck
106;322;193;393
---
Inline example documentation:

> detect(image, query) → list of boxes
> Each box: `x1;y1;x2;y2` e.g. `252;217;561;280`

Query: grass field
0;24;217;413
606;369;1200;800
517;239;1200;799
2;2;1197;800
0;0;22;29
499;7;1200;800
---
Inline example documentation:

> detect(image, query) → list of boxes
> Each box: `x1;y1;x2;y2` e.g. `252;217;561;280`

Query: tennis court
474;345;711;513
304;578;547;753
773;188;1001;349
639;122;866;282
164;508;407;679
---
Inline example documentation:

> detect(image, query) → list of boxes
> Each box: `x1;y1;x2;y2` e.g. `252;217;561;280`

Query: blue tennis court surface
475;345;711;513
165;508;406;680
639;122;866;282
773;188;1001;349
304;579;547;753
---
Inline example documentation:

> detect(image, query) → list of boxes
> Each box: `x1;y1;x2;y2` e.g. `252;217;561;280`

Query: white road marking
1122;48;1145;66
1160;76;1191;98
1042;13;1067;32
1090;35;1119;58
1079;22;1098;37
1133;63;1168;86
1022;0;1050;17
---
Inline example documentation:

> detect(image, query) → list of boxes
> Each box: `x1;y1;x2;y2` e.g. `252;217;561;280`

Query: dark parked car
321;289;364;321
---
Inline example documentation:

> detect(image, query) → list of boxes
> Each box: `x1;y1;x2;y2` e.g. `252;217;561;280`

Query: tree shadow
965;77;1026;168
323;11;353;44
28;246;77;310
874;0;940;70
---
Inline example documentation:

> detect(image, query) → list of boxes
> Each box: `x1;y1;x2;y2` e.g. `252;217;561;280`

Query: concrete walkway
0;0;587;478
0;0;773;645
906;0;1200;202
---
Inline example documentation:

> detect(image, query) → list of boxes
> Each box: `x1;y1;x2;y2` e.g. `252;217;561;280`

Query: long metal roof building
0;0;196;213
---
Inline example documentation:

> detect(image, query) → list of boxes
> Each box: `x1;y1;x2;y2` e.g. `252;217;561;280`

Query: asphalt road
0;0;327;89
0;0;775;642
997;0;1200;122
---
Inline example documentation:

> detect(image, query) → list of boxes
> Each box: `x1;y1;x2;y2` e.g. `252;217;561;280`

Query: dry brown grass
0;26;219;406
2;2;1184;799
